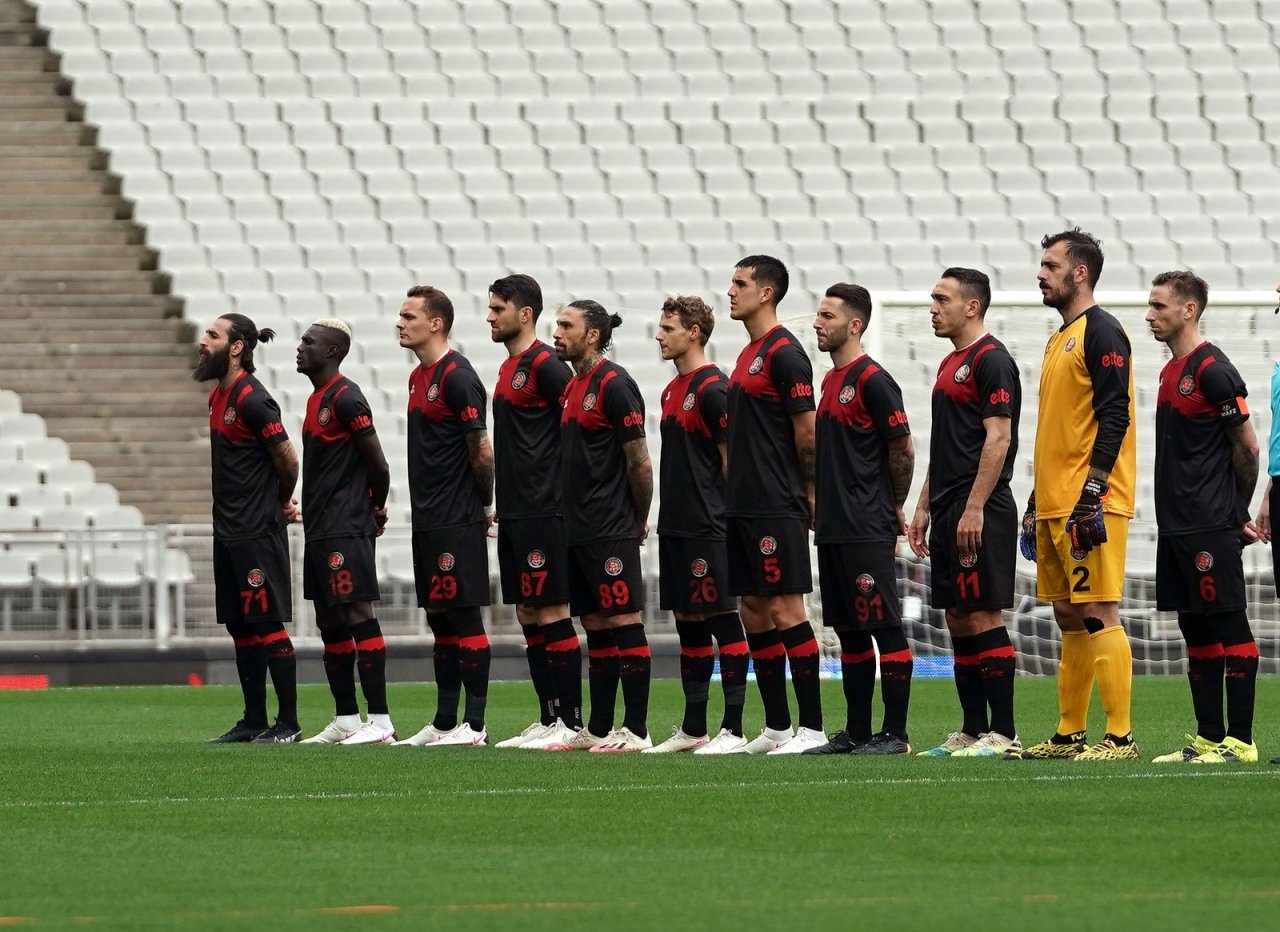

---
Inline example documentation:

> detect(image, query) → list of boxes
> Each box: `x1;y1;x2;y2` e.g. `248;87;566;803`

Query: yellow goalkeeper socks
1091;625;1134;737
1056;629;1095;735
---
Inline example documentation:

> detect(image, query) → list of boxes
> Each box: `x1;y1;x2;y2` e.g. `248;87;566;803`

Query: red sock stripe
324;640;357;656
354;636;385;652
1187;643;1225;661
232;636;259;649
1223;642;1259;659
718;641;750;657
751;643;787;662
525;633;546;647
977;646;1016;661
841;649;877;665
545;635;581;652
784;637;820;659
681;645;716;659
258;629;291;647
953;652;981;667
587;647;619;660
457;634;490;651
618;645;651;658
879;649;913;664
434;635;460;647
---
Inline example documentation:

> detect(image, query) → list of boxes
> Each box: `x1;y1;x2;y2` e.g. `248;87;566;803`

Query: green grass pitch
3;676;1279;931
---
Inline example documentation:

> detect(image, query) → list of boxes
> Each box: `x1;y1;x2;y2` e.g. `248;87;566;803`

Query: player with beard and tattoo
485;274;581;750
195;314;302;744
294;319;396;746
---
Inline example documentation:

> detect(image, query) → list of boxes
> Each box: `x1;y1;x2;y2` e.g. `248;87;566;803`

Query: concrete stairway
0;0;213;526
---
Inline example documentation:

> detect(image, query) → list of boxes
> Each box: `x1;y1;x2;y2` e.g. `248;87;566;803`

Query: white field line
2;768;1275;811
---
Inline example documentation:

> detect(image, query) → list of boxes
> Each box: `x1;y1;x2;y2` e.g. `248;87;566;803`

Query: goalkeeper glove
1019;494;1037;562
1066;477;1108;559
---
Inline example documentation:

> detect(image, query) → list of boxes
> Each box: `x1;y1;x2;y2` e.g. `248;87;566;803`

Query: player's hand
1065;477;1108;558
282;497;301;523
956;502;984;560
373;505;388;538
1019;494;1037;562
638;522;649;545
807;489;816;531
1256;495;1271;543
907;506;930;559
895;506;908;538
1242;520;1261;545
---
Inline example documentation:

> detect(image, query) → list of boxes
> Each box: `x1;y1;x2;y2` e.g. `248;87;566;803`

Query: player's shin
319;626;359;716
350;618;389;717
709;611;749;735
746;628;792;732
837;630;875;741
616;623;651;739
451;607;491;732
780;621;823;732
543;617;583;729
1178;614;1226;743
873;628;913;739
585;628;620;737
950;635;989;737
973;626;1016;740
1089;624;1133;738
520;622;557;726
676;620;714;737
260;624;298;727
227;622;269;728
427;613;461;731
1219;612;1259;745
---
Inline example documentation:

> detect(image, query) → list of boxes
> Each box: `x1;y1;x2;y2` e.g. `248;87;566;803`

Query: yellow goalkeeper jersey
1033;305;1137;519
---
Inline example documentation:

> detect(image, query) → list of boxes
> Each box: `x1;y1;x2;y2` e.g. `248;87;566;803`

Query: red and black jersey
407;349;488;530
928;333;1021;510
492;339;572;519
301;373;378;540
208;371;289;539
658;364;728;539
1155;341;1250;534
725;325;815;518
559;358;646;544
815;355;911;543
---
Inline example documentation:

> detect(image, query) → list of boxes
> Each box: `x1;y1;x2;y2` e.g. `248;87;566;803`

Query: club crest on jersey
953;364;971;383
604;557;623;577
328;552;344;570
682;393;696;411
1195;551;1214;572
1178;375;1195;396
583;392;597;411
511;370;528;390
317;407;331;426
690;558;709;578
437;552;455;571
426;384;440;402
759;536;777;555
223;407;237;425
856;573;875;593
1064;337;1077;353
839;385;855;404
246;568;265;588
748;356;764;375
527;549;546;569
959;552;978;568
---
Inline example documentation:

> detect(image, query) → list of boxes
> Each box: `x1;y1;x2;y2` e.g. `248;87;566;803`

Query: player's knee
1215;610;1255;647
447;605;484;636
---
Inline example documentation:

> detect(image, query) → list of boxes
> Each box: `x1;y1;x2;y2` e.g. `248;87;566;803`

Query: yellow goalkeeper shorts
1035;514;1129;603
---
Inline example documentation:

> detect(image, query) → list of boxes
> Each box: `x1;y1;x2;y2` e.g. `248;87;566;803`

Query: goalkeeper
1013;229;1140;762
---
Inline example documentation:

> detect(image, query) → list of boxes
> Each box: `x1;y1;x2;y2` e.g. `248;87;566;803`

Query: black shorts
658;534;735;614
213;530;292;625
303;534;379;606
412;522;490;611
497;515;570;607
567;537;645;618
817;540;902;630
928;492;1017;611
726;516;812;597
1156;530;1246;613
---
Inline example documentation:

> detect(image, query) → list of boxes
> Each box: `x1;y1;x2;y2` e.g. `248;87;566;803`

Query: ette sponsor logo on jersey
426;384;440;402
223;407;238;425
437;552;455;571
959;552;978;568
328;552;344;570
622;411;644;428
887;410;909;427
838;385;855;404
350;414;372;431
953;364;971;383
748;356;764;375
790;383;813;399
1064;337;1077;353
317;407;331;426
1100;351;1125;368
604;556;624;577
260;421;285;439
246;568;265;588
1195;551;1214;572
1178;375;1196;396
690;558;708;578
461;405;480;422
758;536;777;555
510;370;528;390
855;573;875;593
527;549;546;569
989;388;1012;406
582;392;598;411
682;393;696;411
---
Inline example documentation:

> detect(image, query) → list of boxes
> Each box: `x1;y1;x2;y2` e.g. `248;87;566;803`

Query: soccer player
1144;272;1261;764
393;286;495;748
645;295;752;755
907;269;1023;758
1256;278;1280;766
805;284;916;756
195;314;302;744
546;300;654;752
294;319;396;746
725;255;825;755
486;274;582;750
1015;229;1139;761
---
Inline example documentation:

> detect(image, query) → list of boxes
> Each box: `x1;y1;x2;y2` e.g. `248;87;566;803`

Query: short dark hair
660;295;715;345
406;285;455;334
941;267;992;317
567;299;623;351
1152;270;1209;319
218;313;275;373
1041;228;1105;288
489;273;544;321
823;283;873;329
736;254;789;305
